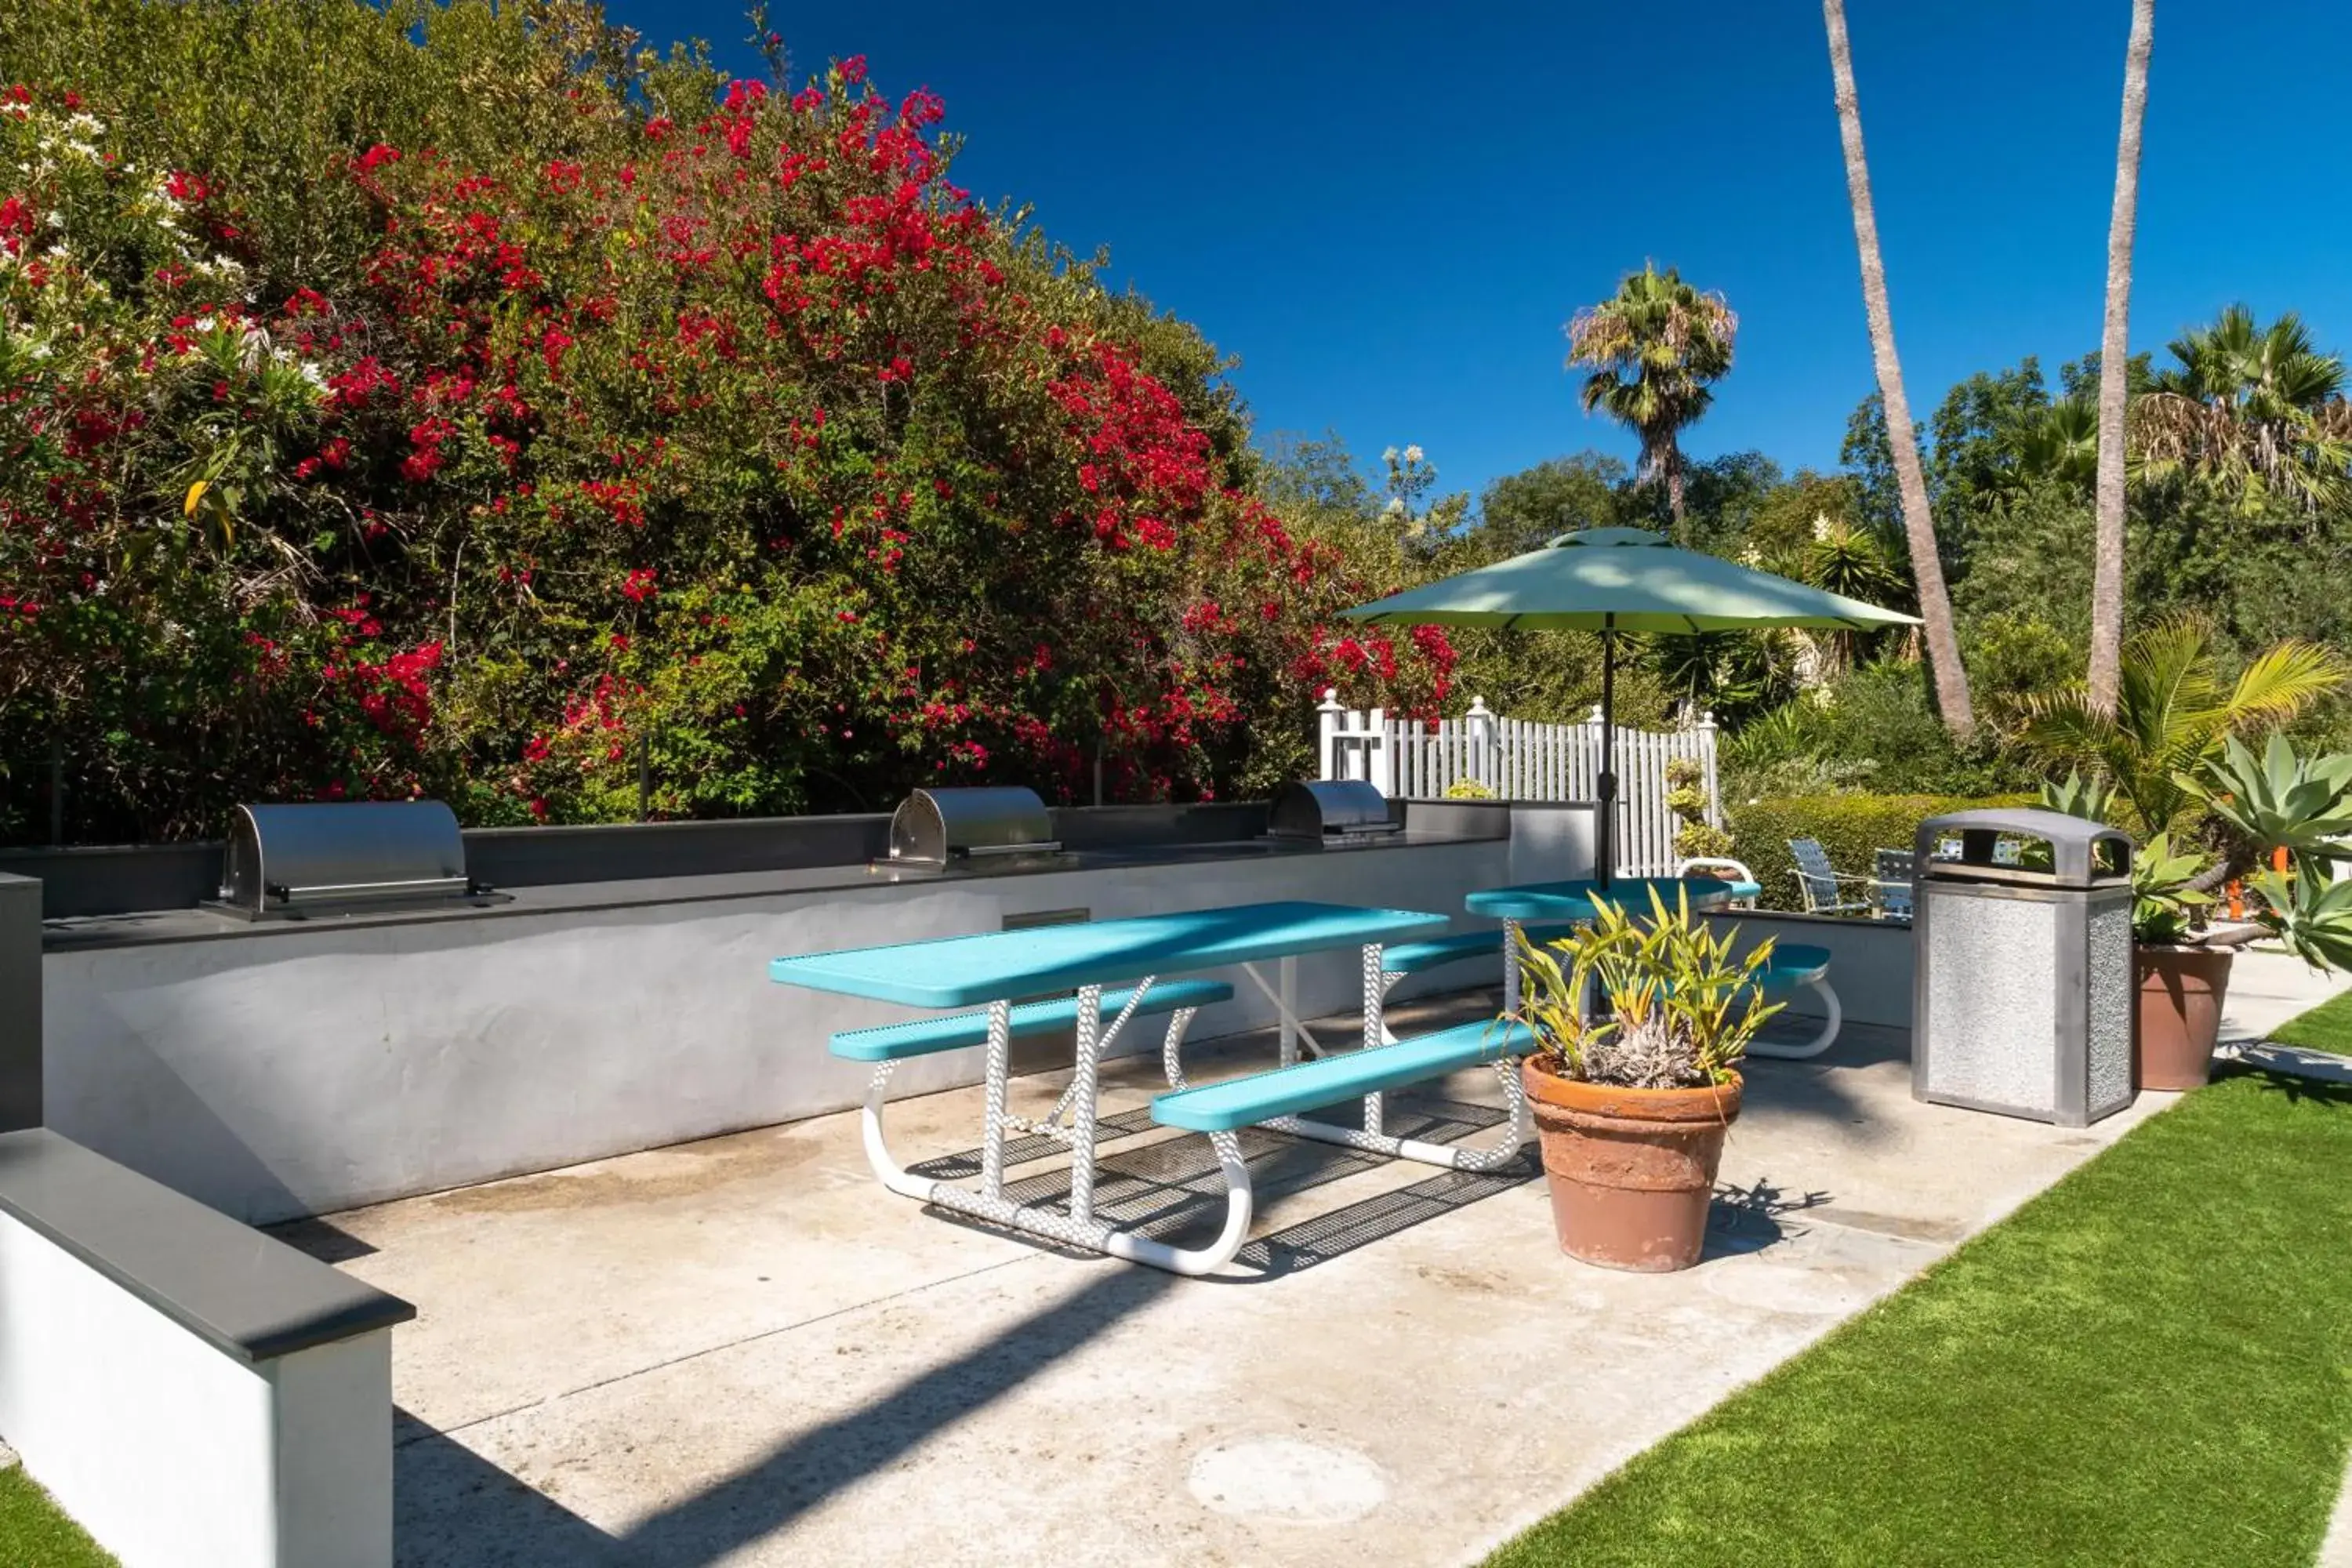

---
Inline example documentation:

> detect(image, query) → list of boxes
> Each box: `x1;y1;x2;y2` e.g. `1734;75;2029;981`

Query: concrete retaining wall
1707;909;1916;1029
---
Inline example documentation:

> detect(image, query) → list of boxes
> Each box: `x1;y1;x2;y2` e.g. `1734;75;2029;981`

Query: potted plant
1508;886;1781;1272
2129;833;2238;1091
2106;736;2352;1089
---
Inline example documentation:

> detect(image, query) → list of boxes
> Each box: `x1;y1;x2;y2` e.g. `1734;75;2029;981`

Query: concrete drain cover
1186;1437;1388;1524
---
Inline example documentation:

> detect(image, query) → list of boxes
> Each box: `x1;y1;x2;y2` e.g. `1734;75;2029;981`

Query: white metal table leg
1239;960;1328;1059
976;998;1014;1200
1278;955;1299;1065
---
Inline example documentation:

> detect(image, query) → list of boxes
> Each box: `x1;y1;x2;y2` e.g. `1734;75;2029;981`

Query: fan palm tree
2089;0;2154;718
1564;263;1736;527
2133;304;2352;514
1819;0;1974;739
2003;396;2100;492
2013;617;2349;840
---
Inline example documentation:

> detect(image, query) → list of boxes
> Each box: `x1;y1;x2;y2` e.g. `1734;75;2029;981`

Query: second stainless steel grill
1266;779;1401;844
887;787;1060;866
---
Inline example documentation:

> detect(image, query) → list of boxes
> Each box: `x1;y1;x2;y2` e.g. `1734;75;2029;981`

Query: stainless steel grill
886;787;1060;867
216;800;480;918
1266;780;1401;844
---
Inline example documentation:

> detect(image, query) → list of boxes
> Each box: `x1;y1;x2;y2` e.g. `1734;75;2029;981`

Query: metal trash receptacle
1911;807;2136;1127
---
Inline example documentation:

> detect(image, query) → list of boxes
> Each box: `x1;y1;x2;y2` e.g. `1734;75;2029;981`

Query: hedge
1726;794;2034;912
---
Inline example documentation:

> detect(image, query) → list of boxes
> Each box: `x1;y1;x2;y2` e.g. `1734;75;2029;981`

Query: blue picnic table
773;900;1548;1276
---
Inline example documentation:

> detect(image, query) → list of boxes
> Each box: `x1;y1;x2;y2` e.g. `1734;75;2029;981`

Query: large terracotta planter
2136;943;2234;1091
1521;1058;1741;1272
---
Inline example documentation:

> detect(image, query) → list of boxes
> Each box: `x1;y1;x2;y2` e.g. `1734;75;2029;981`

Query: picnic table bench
769;900;1541;1275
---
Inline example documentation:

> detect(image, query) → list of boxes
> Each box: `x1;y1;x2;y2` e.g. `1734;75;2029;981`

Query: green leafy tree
1563;262;1737;526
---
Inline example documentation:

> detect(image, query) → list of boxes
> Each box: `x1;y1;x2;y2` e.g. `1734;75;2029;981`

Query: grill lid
218;800;480;917
1267;779;1401;841
887;786;1058;866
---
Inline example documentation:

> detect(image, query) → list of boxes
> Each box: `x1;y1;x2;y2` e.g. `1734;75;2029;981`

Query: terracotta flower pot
2136;943;2234;1091
1520;1058;1741;1272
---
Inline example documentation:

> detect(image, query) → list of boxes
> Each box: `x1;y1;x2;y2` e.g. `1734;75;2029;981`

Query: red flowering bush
0;2;1447;839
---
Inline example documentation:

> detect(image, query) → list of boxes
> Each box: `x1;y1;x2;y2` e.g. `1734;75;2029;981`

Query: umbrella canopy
1341;526;1922;634
1341;527;1919;884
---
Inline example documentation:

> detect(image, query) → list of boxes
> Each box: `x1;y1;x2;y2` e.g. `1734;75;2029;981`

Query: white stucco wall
0;1212;393;1567
1705;909;1916;1029
44;842;1511;1222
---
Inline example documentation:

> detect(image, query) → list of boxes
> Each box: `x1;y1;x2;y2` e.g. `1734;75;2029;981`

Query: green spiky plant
1508;885;1781;1089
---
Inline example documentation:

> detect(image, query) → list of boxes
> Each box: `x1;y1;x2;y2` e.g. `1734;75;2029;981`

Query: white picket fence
1315;691;1720;877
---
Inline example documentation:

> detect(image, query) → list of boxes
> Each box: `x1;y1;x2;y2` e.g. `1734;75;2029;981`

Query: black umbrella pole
1597;620;1616;889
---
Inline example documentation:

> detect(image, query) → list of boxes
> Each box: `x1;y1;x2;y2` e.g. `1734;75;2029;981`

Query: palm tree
1564;263;1736;527
2002;395;2100;492
1819;0;1974;739
2134;304;2352;514
2088;0;2155;718
2015;618;2347;840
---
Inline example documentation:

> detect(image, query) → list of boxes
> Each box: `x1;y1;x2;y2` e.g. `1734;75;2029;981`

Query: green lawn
0;1468;113;1567
1486;1066;2352;1568
2269;988;2352;1055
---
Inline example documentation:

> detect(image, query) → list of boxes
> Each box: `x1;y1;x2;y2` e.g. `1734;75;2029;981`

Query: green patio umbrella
1342;526;1921;884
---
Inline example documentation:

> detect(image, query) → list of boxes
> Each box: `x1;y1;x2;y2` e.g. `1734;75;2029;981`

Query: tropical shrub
1727;792;2033;912
0;0;1453;841
1510;885;1778;1088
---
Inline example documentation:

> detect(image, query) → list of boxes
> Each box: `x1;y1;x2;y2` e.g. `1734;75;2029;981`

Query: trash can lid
1915;806;2132;888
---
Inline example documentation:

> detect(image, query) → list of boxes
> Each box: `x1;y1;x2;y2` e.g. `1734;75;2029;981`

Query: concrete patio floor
286;958;2347;1568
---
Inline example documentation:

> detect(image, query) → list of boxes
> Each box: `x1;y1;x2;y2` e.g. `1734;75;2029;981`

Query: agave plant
2249;866;2352;973
1510;886;1780;1088
2038;768;2117;826
2131;833;2216;946
2183;734;2352;877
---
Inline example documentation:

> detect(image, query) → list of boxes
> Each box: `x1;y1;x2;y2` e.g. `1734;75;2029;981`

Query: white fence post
1316;689;1346;783
1465;697;1495;792
1697;710;1722;827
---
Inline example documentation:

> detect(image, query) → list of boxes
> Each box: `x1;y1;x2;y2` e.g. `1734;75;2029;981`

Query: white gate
1316;691;1719;877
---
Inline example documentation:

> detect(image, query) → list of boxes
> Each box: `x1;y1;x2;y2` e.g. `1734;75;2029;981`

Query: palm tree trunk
1664;442;1686;527
1820;0;1974;739
2088;0;2154;716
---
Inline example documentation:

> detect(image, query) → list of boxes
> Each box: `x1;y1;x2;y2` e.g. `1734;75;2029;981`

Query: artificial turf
1485;1065;2352;1567
0;1468;114;1567
2267;987;2352;1055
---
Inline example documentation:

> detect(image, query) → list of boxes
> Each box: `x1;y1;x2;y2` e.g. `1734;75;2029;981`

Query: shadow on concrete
1704;1176;1833;1258
266;1212;380;1263
394;1408;622;1566
913;1089;1535;1279
611;1265;1178;1565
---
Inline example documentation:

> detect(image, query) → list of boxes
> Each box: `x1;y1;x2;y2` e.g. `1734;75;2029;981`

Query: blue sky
614;1;2352;506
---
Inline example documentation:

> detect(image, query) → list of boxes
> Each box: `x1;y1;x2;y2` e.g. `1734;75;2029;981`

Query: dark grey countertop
42;831;1504;953
0;1129;416;1363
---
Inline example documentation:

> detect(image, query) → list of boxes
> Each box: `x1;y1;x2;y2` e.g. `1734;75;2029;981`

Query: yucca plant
1509;885;1780;1089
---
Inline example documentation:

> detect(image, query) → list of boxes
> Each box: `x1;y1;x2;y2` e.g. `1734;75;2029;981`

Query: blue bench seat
1380;921;1584;978
1752;942;1831;989
1150;1018;1538;1133
829;979;1235;1063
